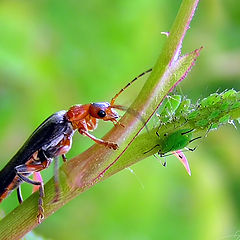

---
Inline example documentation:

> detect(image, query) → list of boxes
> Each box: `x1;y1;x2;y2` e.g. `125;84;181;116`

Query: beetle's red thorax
66;104;91;121
66;104;98;132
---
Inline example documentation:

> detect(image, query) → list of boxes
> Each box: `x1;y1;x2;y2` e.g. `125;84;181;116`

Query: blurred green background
0;0;240;239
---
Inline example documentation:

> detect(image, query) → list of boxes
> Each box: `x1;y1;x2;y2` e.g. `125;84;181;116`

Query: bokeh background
0;0;240;239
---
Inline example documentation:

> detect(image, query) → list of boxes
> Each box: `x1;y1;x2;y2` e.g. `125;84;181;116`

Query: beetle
0;69;152;223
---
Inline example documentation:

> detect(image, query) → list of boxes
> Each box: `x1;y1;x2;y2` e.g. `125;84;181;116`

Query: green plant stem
0;0;200;239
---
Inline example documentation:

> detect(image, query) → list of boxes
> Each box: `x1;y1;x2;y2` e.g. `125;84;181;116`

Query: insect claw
118;122;125;128
106;142;118;150
62;154;67;162
37;210;44;224
112;119;125;128
51;195;60;203
187;147;196;152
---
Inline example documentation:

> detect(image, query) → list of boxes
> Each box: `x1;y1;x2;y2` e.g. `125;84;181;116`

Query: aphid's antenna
110;68;152;106
181;129;195;135
144;144;160;154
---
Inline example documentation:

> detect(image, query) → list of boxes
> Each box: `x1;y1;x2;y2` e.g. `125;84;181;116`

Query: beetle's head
89;102;121;125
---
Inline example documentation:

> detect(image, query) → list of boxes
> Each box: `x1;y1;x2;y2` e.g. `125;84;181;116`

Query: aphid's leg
17;186;23;204
62;154;67;162
159;152;173;157
158;153;167;167
155;121;163;137
79;129;118;150
162;160;167;167
186;147;197;152
152;151;167;167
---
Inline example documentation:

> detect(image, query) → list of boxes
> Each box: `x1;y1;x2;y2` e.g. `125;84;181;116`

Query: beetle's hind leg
52;154;68;203
52;156;60;203
14;157;50;224
15;165;45;223
17;186;23;204
62;154;67;162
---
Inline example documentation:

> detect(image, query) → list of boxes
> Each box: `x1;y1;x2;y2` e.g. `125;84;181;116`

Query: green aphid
220;102;230;112
200;93;221;108
188;110;199;120
219;114;230;124
196;119;209;127
159;116;170;124
230;101;240;110
145;128;198;176
211;123;219;130
158;98;169;115
208;110;221;121
221;89;236;99
159;129;194;155
236;91;240;100
160;95;182;116
175;98;191;117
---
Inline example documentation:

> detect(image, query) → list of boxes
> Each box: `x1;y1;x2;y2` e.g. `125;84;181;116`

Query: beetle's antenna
110;68;152;106
111;104;148;131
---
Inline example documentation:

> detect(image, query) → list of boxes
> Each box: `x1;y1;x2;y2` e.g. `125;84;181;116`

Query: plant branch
0;0;200;239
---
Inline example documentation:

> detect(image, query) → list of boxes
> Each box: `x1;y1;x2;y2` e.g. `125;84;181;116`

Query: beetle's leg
15;166;45;223
51;157;60;203
33;172;43;193
62;154;67;162
79;129;118;150
14;158;50;223
17;186;23;204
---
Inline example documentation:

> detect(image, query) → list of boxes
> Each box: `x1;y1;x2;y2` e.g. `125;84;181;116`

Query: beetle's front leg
79;129;118;150
77;119;118;150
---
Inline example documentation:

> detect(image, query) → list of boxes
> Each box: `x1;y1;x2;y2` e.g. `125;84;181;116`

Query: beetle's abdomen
0;175;22;203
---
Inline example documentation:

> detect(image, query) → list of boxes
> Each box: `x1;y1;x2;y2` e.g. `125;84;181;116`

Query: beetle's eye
97;110;106;118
